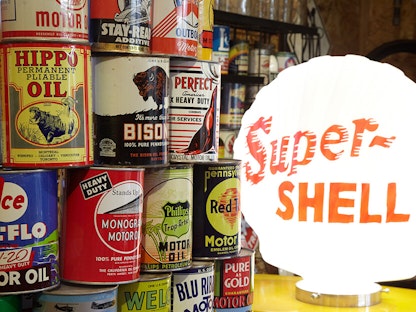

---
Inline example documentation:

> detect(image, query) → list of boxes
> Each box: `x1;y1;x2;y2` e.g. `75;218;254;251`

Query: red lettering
321;125;348;160
244;116;272;184
299;182;324;222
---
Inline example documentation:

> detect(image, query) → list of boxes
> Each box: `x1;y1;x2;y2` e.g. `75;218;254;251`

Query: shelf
214;10;318;36
221;75;264;85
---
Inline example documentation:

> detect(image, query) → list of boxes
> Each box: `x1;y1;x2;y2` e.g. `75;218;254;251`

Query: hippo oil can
0;169;60;295
192;160;241;259
60;167;144;284
1;0;89;42
0;43;93;168
141;164;193;272
93;55;170;167
169;60;221;162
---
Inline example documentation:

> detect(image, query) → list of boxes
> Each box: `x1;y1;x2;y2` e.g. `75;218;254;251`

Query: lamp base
295;280;382;307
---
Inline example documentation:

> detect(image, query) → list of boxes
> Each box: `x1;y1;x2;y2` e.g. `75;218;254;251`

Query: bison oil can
0;43;93;168
1;0;89;42
118;273;171;312
152;0;198;58
90;0;151;54
213;248;254;312
93;55;170;167
33;283;118;312
171;261;214;312
0;169;60;295
169;60;221;162
141;164;193;272
192;160;241;259
60;167;144;285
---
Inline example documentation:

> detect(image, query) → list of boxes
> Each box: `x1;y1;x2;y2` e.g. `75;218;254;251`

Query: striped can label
169;60;221;162
152;0;199;58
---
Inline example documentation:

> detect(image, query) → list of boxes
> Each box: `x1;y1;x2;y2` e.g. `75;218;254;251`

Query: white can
1;0;89;42
171;261;215;312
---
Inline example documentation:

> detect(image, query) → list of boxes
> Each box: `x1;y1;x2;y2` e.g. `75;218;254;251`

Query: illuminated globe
233;55;416;298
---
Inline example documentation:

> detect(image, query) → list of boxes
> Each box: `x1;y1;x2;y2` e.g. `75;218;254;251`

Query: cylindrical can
169;60;221;162
192;160;241;259
0;169;59;295
212;25;230;75
0;43;93;168
141;164;193;272
90;0;152;54
213;248;255;312
152;0;199;58
93;55;170;167
118;273;171;312
228;40;249;75
1;0;89;42
246;47;271;105
220;83;246;129
0;295;21;312
60;167;144;285
171;261;214;312
197;0;214;61
33;283;118;312
276;51;297;73
218;128;238;159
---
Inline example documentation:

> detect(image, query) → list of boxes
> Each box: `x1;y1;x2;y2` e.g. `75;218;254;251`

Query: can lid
40;282;118;296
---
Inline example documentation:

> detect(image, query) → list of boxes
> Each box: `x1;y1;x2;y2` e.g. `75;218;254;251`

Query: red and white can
169;60;221;162
1;0;89;42
152;0;199;58
60;167;144;284
0;43;93;168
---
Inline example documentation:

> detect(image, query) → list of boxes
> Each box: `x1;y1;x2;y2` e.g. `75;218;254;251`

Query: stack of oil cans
0;0;255;311
0;1;92;310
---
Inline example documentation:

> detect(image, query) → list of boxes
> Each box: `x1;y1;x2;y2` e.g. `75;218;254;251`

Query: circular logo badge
206;178;240;236
95;180;143;254
0;180;28;223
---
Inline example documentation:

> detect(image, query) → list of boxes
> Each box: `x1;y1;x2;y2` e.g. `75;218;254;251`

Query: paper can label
0;169;59;295
61;167;144;284
0;43;93;168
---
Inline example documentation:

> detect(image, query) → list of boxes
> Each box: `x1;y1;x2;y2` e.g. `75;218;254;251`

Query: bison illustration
29;97;77;144
133;66;167;110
